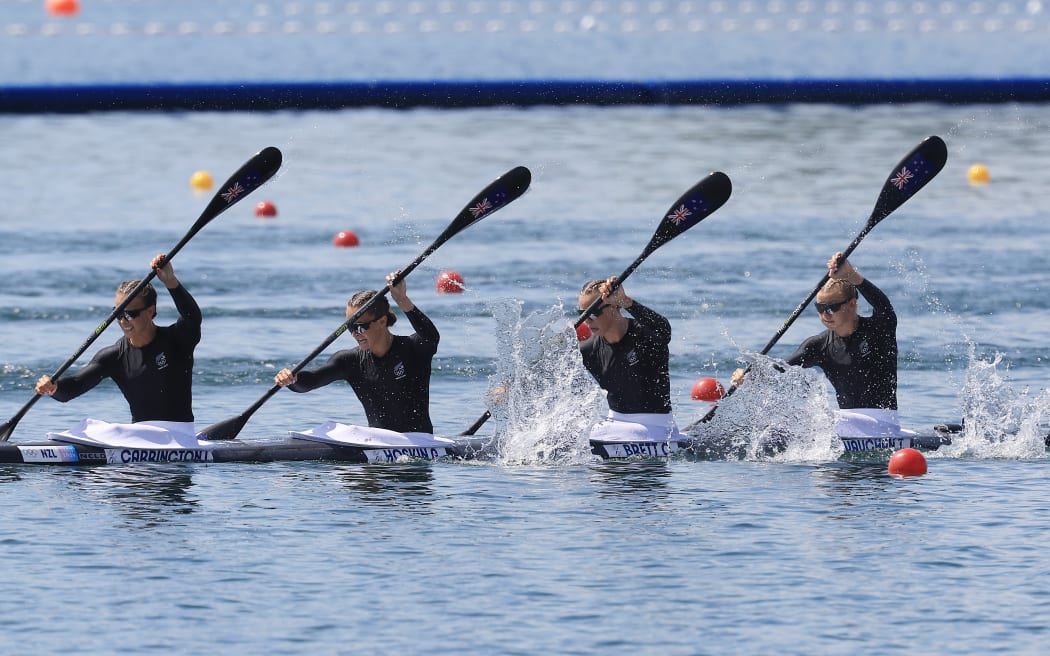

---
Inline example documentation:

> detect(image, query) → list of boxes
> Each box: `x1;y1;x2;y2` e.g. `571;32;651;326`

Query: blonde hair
821;278;858;300
116;280;157;307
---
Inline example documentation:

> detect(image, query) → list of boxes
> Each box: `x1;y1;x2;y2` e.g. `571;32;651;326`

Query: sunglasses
578;303;611;321
350;318;379;334
114;306;149;321
815;300;849;316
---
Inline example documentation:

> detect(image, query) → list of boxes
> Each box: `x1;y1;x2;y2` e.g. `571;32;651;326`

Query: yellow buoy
967;163;990;185
190;170;213;191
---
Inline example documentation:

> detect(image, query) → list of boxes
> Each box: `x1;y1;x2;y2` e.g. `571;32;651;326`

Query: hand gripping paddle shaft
0;146;283;442
199;165;532;441
692;136;948;428
461;171;733;436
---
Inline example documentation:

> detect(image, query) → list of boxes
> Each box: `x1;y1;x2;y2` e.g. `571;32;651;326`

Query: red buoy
888;448;927;478
436;271;465;294
575;323;592;341
690;377;725;401
254;200;277;218
333;230;360;247
46;0;79;16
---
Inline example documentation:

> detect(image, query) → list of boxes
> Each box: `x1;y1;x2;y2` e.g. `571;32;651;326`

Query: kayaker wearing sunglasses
34;253;202;425
274;271;438;434
734;252;902;437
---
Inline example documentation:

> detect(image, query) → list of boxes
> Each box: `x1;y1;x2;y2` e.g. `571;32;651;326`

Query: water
2;103;1050;653
6;459;1050;654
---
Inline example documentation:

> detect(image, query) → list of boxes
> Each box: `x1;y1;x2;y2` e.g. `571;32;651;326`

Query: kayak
591;423;960;460
0;424;982;465
0;435;494;466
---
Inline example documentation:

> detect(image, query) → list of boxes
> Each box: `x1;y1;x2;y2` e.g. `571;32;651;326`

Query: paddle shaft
756;220;875;357
0;268;164;428
460;171;734;436
689;228;870;427
574;243;664;324
693;136;948;427
200;165;533;441
220;244;448;427
0;146;283;442
458;248;656;437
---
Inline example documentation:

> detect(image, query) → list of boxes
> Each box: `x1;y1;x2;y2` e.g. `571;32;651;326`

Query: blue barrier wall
4;78;1050;112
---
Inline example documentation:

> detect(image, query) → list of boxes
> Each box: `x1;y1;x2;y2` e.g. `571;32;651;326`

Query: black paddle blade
471;171;731;436
197;146;284;229
447;165;531;236
869;136;947;226
389;165;531;288
201;166;530;442
693;138;948;429
0;404;33;441
647;171;732;254
198;412;251;442
577;171;733;325
0;147;283;443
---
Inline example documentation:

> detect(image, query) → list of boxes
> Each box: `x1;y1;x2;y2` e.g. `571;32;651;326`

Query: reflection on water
339;463;436;509
589;460;671;499
65;465;196;527
0;467;24;484
809;461;919;513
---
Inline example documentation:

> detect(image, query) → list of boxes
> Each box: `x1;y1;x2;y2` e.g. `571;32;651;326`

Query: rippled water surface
2;103;1050;654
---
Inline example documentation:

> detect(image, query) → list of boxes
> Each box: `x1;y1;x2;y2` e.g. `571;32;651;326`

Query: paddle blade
197;412;251;442
462;171;728;439
446;165;532;237
196;146;283;230
647;171;732;254
390;165;531;287
0;147;283;443
0;399;37;441
869;135;947;226
0;404;32;442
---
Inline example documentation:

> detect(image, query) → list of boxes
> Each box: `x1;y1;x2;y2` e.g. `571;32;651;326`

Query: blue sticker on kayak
18;444;80;463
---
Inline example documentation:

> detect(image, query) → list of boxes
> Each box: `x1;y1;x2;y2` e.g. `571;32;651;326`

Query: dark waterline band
3;78;1050;113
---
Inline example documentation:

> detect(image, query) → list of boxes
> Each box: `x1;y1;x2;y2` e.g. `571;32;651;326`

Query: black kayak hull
0;436;495;466
591;425;959;460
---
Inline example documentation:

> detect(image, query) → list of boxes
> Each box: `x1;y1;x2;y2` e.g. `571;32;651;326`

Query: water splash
484;300;604;465
940;347;1050;459
888;253;1049;458
687;352;841;462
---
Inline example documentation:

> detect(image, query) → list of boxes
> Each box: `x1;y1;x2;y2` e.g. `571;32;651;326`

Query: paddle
690;135;948;428
0;146;283;442
198;165;533;441
461;170;734;436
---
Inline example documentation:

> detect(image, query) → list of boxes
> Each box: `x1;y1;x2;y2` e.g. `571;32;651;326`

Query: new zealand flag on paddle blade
221;181;245;203
666;191;708;230
222;168;270;204
469;196;495;218
889;152;936;195
468;185;513;220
